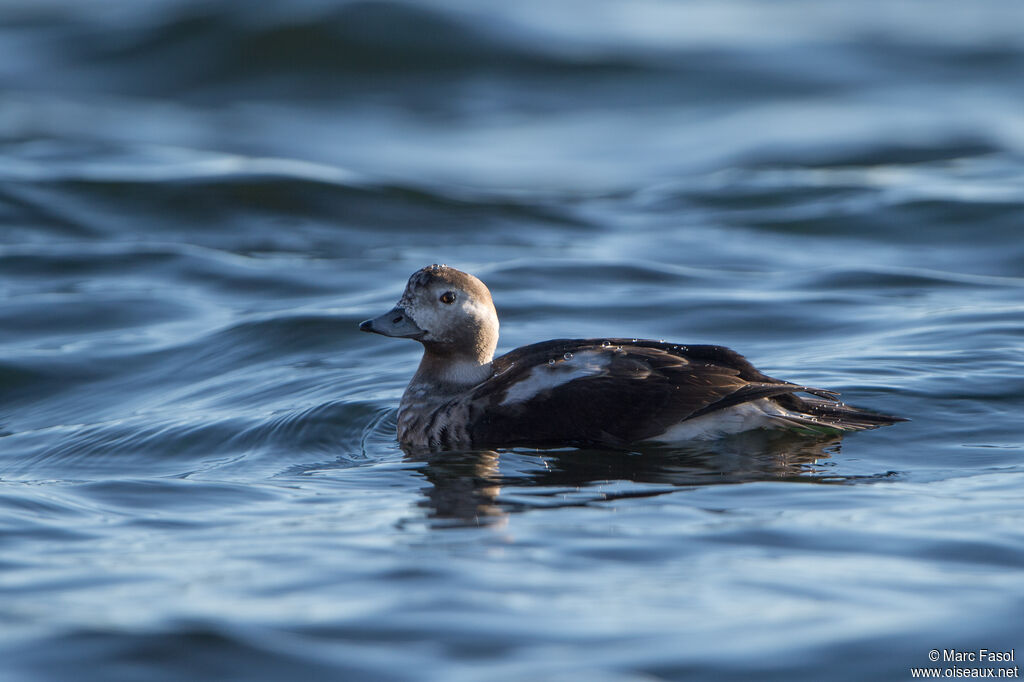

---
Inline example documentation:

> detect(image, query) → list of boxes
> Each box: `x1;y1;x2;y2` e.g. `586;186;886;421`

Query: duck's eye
439;291;456;305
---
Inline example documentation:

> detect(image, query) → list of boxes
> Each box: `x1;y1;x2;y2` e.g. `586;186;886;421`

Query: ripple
0;416;248;479
743;138;1002;168
74;478;281;512
3;623;406;682
231;400;381;461
796;265;1024;290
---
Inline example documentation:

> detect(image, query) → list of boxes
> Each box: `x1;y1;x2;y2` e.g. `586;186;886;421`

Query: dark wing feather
470;339;834;448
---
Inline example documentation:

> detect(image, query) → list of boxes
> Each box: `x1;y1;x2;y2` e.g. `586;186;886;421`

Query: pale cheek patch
405;293;497;343
406;300;443;338
499;351;609;406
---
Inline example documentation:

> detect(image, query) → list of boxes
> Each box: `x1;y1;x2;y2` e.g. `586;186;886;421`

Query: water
2;1;1023;680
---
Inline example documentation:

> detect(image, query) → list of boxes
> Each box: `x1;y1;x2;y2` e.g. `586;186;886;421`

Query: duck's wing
470;339;838;448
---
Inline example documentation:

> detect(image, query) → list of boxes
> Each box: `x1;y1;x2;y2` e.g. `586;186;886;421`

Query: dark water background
2;1;1023;680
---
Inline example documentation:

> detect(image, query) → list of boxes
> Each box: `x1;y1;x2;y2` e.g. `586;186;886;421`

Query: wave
3;0;1024;122
12;0;1022;101
4;619;411;682
0;142;590;249
41;0;651;99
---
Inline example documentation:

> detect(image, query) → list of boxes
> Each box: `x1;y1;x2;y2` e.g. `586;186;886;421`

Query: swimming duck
360;264;905;451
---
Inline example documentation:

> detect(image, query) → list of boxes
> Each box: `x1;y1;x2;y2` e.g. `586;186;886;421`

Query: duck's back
421;339;901;451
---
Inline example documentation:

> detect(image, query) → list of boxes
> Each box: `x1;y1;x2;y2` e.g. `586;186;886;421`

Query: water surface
1;1;1023;680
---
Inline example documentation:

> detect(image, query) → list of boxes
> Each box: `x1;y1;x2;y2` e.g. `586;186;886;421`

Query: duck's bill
359;306;425;339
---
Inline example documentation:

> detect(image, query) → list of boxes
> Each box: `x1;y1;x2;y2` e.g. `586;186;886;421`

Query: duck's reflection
408;449;504;523
406;431;858;526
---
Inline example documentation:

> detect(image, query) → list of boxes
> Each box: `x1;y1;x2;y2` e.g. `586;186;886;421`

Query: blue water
2;1;1023;680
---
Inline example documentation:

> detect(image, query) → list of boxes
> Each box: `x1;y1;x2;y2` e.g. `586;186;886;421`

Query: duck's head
359;265;499;364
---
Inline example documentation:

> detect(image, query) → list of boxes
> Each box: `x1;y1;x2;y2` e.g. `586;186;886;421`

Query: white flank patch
499;351;609;406
651;399;801;442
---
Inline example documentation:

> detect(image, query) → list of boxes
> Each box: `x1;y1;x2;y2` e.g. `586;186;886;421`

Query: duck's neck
408;346;494;396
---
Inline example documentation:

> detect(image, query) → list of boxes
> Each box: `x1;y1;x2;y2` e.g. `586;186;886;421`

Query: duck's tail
778;395;908;433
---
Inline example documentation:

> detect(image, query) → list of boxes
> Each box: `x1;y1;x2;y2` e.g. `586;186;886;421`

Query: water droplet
600;341;611;348
631;338;638;343
547;358;556;366
563;352;574;360
658;339;665;343
615;346;623;353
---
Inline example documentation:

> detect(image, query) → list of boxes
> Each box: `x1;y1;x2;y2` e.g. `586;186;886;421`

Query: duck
359;264;905;452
